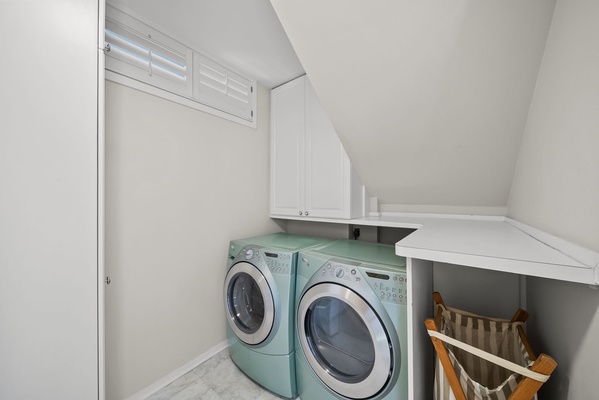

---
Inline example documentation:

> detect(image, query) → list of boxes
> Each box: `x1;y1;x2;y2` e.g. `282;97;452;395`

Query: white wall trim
106;71;257;129
378;211;506;222
125;340;230;400
379;204;508;217
506;217;599;271
97;1;106;399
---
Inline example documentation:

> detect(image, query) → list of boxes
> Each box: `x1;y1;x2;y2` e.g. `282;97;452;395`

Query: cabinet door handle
305;211;309;216
299;211;303;216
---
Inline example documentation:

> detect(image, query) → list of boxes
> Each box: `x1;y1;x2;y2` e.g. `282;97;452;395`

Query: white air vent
104;8;193;99
104;5;256;127
195;55;254;121
105;26;186;84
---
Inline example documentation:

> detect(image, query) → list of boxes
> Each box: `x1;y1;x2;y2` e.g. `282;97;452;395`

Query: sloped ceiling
270;0;557;212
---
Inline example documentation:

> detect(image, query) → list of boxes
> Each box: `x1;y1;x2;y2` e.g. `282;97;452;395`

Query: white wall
508;0;599;253
508;0;599;398
432;263;522;319
0;1;99;399
105;81;280;399
526;278;599;399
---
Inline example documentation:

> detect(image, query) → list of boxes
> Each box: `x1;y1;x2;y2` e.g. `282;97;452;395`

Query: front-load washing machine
295;239;408;400
224;233;332;398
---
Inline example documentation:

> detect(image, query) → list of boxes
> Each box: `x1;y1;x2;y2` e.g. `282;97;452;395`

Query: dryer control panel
317;260;408;306
363;270;408;306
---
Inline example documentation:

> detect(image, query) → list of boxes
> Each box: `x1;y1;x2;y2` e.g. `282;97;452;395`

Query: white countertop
273;213;599;285
394;217;596;285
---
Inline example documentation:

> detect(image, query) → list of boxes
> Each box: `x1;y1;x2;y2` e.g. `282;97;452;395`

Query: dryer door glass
307;297;375;382
298;283;393;399
225;262;274;345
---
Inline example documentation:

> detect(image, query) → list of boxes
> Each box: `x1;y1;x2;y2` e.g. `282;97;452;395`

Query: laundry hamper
425;292;556;400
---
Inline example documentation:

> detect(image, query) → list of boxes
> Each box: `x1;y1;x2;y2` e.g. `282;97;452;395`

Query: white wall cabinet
270;76;364;219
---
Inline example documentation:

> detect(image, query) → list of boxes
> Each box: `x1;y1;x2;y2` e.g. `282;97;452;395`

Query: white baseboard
126;339;231;400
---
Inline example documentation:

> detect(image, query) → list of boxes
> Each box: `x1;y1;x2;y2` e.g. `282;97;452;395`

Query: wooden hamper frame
425;292;557;400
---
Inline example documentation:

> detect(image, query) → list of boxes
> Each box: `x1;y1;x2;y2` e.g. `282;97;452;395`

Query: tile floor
146;348;293;400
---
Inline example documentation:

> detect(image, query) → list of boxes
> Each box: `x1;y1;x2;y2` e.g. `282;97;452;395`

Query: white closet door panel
0;1;99;399
271;77;306;216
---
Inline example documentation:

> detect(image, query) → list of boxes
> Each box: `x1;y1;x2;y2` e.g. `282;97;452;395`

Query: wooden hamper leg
508;354;557;400
425;319;468;400
433;291;446;308
510;308;529;323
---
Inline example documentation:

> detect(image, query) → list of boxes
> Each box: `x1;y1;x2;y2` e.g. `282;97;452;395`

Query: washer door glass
230;272;265;333
225;262;274;345
298;283;393;399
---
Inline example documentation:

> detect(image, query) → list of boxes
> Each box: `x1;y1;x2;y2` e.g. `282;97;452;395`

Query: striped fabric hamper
425;293;556;400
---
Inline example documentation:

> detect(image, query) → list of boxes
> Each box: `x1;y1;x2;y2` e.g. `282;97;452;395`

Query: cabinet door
304;79;351;218
0;1;101;398
270;77;306;216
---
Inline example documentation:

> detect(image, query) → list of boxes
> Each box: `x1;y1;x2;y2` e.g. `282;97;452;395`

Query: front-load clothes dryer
295;239;408;400
224;233;332;398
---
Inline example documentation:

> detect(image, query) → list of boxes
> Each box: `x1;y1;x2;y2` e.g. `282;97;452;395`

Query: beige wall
105;81;280;399
508;1;599;398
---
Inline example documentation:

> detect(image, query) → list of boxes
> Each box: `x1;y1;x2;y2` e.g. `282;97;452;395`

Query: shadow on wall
526;277;599;400
280;219;417;245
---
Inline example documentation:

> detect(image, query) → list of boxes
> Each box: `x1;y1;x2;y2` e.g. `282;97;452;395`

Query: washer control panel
236;247;293;275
